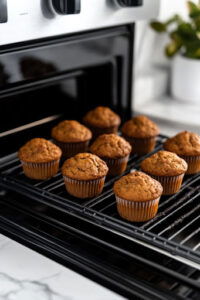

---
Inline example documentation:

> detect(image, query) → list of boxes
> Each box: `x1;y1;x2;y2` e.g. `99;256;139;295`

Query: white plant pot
171;54;200;104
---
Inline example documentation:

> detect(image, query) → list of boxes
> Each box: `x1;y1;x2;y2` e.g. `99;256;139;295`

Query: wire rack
0;135;200;265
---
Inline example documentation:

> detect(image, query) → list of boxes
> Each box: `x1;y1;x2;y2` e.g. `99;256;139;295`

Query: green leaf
150;1;200;59
187;1;200;18
170;31;183;45
177;22;197;40
165;14;183;26
165;42;181;57
185;48;200;58
194;48;200;58
184;38;200;58
150;21;166;33
193;16;200;30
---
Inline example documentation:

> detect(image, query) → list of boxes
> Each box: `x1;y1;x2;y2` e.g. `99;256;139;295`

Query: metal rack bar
142;193;200;232
1;173;200;264
193;243;200;251
1;135;200;266
157;205;200;237
180;228;200;246
168;215;200;241
0;197;199;297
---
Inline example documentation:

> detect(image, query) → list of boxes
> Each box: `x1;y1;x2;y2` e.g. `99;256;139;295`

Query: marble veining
0;272;71;300
0;234;124;300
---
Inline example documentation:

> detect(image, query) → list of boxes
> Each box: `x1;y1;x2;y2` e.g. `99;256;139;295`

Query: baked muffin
164;131;200;174
18;138;62;180
51;120;92;158
90;134;132;176
83;106;121;138
141;150;188;195
113;171;163;222
121;115;160;155
62;153;108;198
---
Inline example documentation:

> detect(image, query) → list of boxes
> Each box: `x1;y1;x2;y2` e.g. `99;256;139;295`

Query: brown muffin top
18;138;62;163
51;120;92;143
83;106;121;128
113;171;163;202
62;153;108;180
164;131;200;156
90;134;132;159
121;115;160;138
141;150;188;176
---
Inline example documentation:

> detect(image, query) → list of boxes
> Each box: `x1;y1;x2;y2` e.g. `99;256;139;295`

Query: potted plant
150;1;200;103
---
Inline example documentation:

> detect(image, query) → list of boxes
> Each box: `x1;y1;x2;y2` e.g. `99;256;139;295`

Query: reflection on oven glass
0;62;9;87
20;56;57;80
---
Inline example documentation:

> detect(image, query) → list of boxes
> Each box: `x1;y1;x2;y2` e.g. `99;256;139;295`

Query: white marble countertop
135;96;200;136
0;234;125;300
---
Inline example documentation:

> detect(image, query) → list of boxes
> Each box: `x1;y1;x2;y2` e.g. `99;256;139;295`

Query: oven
0;1;200;299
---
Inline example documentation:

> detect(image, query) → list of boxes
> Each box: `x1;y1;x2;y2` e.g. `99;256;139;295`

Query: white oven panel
0;0;160;45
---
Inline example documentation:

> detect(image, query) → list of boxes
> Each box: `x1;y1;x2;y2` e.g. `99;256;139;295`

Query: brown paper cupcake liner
63;176;106;199
85;124;119;139
123;135;156;156
103;155;129;176
21;159;60;180
116;196;160;222
54;140;90;158
150;174;184;195
180;155;200;175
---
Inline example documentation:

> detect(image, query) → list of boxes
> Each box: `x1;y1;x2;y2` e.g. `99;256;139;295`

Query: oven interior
0;26;133;155
0;26;200;299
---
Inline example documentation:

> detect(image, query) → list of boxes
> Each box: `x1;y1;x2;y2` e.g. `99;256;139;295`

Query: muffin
18;138;62;180
83;106;121;138
62;153;108;199
164;131;200;174
90;134;132;176
113;171;163;222
121;115;160;156
141;151;188;195
51;120;92;158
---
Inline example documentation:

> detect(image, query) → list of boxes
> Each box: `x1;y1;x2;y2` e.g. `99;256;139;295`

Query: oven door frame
0;25;134;157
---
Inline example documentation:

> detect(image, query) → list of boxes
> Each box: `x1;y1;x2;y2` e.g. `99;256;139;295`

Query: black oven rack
0;135;200;266
0;194;200;300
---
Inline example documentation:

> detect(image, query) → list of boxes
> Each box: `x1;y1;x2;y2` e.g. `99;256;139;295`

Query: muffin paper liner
85;124;119;139
150;174;185;195
21;159;60;180
116;196;160;222
63;176;106;199
123;135;156;156
54;140;90;158
103;155;129;176
180;155;200;175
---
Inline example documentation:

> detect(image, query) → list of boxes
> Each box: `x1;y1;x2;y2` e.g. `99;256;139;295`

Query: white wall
159;0;191;19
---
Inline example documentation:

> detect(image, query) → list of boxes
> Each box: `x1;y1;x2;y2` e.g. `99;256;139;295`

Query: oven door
0;25;133;156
